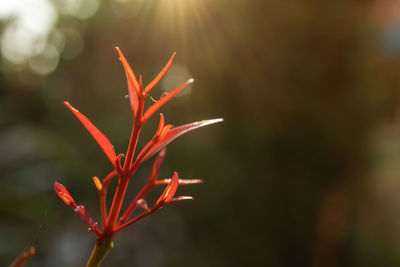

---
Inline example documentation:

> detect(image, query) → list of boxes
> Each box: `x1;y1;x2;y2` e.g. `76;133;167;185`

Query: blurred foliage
1;0;400;266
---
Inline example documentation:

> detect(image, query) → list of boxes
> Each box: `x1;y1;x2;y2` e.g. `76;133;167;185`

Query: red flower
55;48;222;239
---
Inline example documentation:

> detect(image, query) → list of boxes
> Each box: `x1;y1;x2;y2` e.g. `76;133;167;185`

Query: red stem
99;190;107;227
118;137;160;224
99;170;118;227
102;176;129;237
116;211;151;232
117;197;166;232
123;95;145;171
102;94;146;237
118;179;154;225
123;124;140;171
129;137;158;173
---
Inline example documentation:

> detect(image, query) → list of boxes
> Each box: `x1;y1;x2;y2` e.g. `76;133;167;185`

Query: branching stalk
86;238;114;267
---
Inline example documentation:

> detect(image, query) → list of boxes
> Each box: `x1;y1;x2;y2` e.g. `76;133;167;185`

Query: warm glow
0;0;99;75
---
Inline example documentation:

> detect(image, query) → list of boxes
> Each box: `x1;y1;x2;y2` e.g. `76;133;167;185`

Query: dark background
2;0;400;266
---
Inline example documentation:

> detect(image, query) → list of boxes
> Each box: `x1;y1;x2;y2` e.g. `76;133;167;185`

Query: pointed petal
126;71;139;117
159;124;173;138
116;47;140;116
155;178;204;185
141;118;223;162
178;179;203;185
168;196;195;203
115;47;140;94
144;53;176;94
142;78;194;124
139;74;143;91
64;101;117;167
54;182;77;208
155;172;179;206
92;177;102;191
156;113;165;136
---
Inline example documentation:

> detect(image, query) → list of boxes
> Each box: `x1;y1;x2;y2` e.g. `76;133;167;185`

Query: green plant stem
86;238;114;267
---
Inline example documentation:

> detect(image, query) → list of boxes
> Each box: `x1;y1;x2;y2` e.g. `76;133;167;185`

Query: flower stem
86;238;114;267
103;177;129;236
124;95;144;171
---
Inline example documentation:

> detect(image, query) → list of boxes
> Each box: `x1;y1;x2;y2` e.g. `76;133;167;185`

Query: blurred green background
1;0;400;266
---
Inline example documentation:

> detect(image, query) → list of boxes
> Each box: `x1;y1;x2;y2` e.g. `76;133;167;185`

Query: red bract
54;48;222;244
155;172;179;206
54;182;77;208
64;101;117;167
139;118;224;163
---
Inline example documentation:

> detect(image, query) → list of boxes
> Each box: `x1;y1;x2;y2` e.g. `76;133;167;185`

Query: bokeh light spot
29;44;60;75
0;0;57;65
61;28;85;60
161;64;193;102
58;0;100;20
